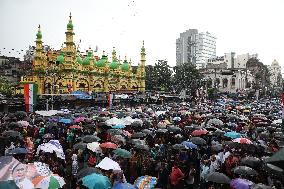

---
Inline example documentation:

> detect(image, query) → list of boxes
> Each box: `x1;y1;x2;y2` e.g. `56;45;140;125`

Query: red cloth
170;166;184;185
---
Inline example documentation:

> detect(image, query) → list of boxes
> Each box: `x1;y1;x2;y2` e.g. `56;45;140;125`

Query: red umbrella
191;129;208;136
233;138;252;144
69;125;81;129
100;142;118;149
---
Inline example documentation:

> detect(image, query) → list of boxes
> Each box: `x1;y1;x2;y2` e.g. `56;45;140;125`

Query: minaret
34;24;43;70
112;47;117;61
64;12;76;67
139;40;146;91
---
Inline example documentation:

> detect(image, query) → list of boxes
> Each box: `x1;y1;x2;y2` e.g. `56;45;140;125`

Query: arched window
223;78;228;88
207;79;213;88
231;78;235;88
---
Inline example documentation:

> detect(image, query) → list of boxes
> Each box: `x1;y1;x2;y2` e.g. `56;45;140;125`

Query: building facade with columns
19;14;146;95
200;60;254;93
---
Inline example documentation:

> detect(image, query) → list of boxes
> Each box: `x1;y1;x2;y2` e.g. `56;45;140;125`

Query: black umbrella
233;166;258;176
82;135;101;143
2;130;22;138
142;129;153;135
15;111;27;119
8;148;28;155
265;148;284;169
172;144;187;150
129;139;145;145
264;163;283;177
132;132;146;139
131;121;143;127
107;129;123;135
73;142;87;150
251;183;271;189
77;167;99;179
156;129;168;134
8;122;21;128
206;172;231;184
190;137;206;145
134;144;149;151
43;133;54;139
213;129;225;136
241;157;261;168
167;126;181;133
211;144;223;152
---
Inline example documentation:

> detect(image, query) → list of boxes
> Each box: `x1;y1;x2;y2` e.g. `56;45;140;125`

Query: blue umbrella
224;131;241;139
59;118;72;124
112;183;137;189
82;173;111;189
112;124;126;129
181;141;198;149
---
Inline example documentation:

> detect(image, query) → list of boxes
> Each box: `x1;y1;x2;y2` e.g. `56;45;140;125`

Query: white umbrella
96;157;121;171
87;142;102;153
106;117;124;126
35;110;59;117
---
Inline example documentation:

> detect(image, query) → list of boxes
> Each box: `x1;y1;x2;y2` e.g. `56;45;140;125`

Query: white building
268;59;282;87
176;29;216;69
206;52;258;69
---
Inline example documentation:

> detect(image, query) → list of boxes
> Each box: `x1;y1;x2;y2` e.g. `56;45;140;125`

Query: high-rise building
176;29;216;69
268;59;282;87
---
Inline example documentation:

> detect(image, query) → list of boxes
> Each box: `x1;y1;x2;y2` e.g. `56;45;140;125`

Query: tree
0;77;13;97
145;60;173;92
173;63;201;96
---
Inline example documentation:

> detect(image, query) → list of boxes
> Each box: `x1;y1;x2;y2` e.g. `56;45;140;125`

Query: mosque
20;13;146;95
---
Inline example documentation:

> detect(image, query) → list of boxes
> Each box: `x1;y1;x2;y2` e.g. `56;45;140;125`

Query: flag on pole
24;84;38;112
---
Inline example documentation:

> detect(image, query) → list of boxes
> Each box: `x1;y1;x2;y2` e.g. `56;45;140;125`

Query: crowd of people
0;96;283;189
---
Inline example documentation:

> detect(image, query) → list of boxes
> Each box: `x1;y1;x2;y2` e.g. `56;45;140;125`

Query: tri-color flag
24;84;38;112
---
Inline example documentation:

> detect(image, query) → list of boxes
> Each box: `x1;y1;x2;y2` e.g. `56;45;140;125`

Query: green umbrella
0;181;19;189
113;148;132;158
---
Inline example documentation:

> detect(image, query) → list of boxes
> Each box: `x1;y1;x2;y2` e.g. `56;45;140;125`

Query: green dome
97;55;107;68
67;20;73;30
82;56;90;65
121;60;129;71
56;53;64;64
36;31;42;39
76;55;83;64
109;60;119;70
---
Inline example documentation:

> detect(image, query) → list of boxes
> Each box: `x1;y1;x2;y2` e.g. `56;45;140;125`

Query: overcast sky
0;0;283;69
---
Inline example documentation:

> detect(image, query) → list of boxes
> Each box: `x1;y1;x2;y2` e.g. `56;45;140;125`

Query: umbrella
15;111;27;119
73;142;87;150
190;137;206;145
191;129;208;136
100;142;118;149
233;138;253;144
58;118;72;124
7;147;27;155
230;178;253;189
69;125;81;129
251;184;271;189
156;129;168;134
134;176;157;189
207;118;224;126
43;133;54;139
233;166;258;176
17;121;29;127
2;130;22;138
172;144;187;150
264;163;283;176
107;129;123;135
32;174;65;189
167;126;181;133
211;144;223;152
112;183;136;189
206;172;231;184
134;144;149;151
87;142;102;153
241;157;261;168
129;139;145;145
181;141;197;149
224;131;241;139
74;117;85;123
111;124;126;129
142;129;152;135
77;167;99;179
0;181;19;189
113;148;132;158
0;156;20;181
82;135;101;143
173;117;181;121
82;173;111;189
265;148;284;169
111;135;126;145
131;121;143;127
96;157;121;171
131;132;146;139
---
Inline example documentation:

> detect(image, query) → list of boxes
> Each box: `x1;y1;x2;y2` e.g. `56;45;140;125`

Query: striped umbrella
32;174;65;189
134;176;157;189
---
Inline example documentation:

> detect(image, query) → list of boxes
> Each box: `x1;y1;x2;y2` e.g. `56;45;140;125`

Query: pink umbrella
17;120;29;127
233;138;252;144
74;117;85;123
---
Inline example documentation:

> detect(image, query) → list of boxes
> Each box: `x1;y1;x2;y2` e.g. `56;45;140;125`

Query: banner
24;84;38;112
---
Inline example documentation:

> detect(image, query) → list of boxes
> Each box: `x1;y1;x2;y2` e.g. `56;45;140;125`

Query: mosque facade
20;13;146;95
